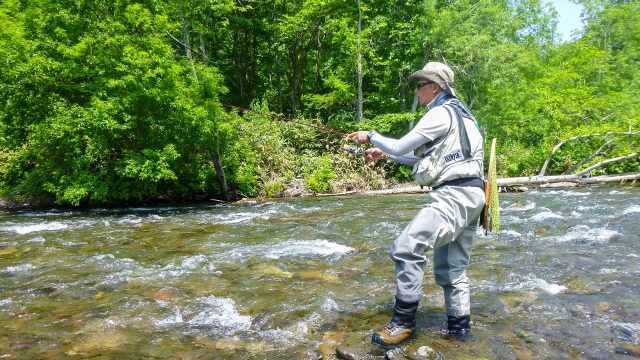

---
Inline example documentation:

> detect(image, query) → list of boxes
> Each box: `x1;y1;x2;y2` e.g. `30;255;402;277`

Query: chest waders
373;97;485;349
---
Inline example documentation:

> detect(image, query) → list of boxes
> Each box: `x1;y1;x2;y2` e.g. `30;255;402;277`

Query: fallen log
317;186;429;197
497;172;640;187
319;172;640;197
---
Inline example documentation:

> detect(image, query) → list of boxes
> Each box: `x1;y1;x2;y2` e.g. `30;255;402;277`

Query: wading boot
447;314;471;337
371;298;419;349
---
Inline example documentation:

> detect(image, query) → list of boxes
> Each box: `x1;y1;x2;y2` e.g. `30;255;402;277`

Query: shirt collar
427;91;449;110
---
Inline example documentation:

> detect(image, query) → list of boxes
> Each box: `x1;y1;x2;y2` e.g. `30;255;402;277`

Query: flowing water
1;186;639;359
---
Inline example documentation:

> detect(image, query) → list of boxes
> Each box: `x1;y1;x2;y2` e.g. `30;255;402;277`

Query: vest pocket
412;155;444;186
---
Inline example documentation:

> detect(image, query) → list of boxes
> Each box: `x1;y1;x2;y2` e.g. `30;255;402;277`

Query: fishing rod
220;103;347;136
220;103;365;156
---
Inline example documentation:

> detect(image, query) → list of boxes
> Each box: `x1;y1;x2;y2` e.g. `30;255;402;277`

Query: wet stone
499;291;537;309
85;308;110;318
0;271;16;278
385;345;445;360
385;348;405;360
613;325;635;338
336;345;364;360
615;344;640;358
318;344;335;358
68;332;126;354
535;227;549;237
297;270;340;283
319;323;338;331
596;302;629;320
564;276;601;294
0;246;18;256
302;349;324;360
322;331;344;345
252;263;293;278
36;286;57;296
10;336;39;351
405;345;445;360
151;289;180;301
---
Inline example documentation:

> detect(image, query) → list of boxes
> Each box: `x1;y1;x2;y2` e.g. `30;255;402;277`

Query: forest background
0;0;638;206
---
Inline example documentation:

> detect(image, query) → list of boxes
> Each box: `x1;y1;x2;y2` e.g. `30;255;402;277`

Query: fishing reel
342;143;364;155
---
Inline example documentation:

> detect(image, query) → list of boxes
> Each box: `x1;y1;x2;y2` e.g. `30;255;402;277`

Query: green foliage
361;113;419;139
1;0;638;206
393;165;414;183
263;179;285;198
0;0;229;205
304;155;336;193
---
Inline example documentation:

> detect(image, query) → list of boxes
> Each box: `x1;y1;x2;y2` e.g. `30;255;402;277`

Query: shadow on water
0;186;639;359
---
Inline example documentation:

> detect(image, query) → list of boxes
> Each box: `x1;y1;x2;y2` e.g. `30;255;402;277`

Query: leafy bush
262;179;285;198
304;155;336;193
0;2;228;205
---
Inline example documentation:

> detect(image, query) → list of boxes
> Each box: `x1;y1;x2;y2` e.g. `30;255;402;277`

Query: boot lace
384;323;409;335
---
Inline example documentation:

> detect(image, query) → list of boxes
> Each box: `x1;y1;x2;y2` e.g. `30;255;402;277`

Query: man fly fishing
347;62;485;349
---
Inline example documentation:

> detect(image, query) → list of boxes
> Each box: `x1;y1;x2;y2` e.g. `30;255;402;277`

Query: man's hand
347;131;370;144
364;148;388;164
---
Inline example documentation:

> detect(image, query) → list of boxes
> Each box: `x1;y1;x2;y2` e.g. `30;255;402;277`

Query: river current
0;186;639;359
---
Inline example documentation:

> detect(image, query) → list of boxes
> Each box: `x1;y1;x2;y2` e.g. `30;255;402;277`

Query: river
1;186;639;359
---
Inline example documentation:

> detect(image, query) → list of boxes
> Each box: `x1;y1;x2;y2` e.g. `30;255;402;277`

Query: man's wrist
367;130;377;140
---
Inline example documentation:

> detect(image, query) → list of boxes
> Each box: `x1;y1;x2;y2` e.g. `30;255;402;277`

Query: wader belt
433;177;484;191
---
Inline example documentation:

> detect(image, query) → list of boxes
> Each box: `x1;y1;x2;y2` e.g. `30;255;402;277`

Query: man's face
415;81;439;106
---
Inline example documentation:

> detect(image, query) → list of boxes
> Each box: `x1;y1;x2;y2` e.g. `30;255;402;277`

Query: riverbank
2;172;637;210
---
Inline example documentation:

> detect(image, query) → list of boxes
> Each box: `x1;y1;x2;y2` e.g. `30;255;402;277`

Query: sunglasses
416;81;435;89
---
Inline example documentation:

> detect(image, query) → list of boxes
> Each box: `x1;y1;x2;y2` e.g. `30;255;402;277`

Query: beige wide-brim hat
408;62;457;97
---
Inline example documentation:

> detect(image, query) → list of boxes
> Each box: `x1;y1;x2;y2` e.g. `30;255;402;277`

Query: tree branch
166;31;203;58
496;172;640;187
538;131;639;176
574;153;639;176
561;140;614;175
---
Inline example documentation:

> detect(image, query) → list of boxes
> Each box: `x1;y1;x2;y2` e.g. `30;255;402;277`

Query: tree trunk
317;172;640;198
409;45;430;129
399;72;405;111
173;7;230;199
496;173;640;187
273;0;283;114
211;138;230;200
356;0;363;123
178;3;197;80
288;33;302;116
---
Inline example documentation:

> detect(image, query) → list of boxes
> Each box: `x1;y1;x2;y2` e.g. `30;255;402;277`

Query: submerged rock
535;227;549;237
210;338;268;353
596;302;629;320
615;344;640;358
68;332;127;354
385;345;444;360
499;291;538;309
336;345;364;360
318;344;335;358
385;348;405;360
252;263;293;278
564;276;601;294
303;349;324;360
298;270;340;283
322;331;344;345
0;246;18;256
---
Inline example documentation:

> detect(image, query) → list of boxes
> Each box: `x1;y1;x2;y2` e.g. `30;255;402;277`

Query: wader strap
433;177;484;191
443;105;472;159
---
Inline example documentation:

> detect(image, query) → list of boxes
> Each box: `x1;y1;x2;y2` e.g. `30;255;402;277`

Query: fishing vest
411;98;484;187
